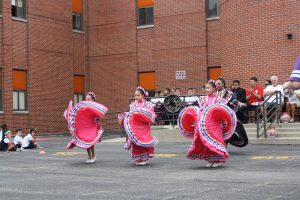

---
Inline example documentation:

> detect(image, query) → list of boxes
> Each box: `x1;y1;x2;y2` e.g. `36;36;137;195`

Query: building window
72;0;83;31
74;75;84;104
13;70;27;111
0;0;2;16
137;0;153;27
12;0;26;19
208;66;222;81
206;0;219;19
74;93;83;104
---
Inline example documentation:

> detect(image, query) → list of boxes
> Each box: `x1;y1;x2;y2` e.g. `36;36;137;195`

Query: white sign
176;71;186;80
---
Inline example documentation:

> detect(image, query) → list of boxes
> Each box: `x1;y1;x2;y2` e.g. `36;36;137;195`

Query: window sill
73;30;85;34
12;17;28;23
13;111;29;114
206;17;220;21
0;111;4;114
0;15;2;18
137;25;154;30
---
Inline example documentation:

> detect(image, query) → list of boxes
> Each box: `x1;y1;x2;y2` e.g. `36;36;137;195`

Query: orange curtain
139;72;156;90
74;75;84;93
72;0;83;14
138;0;153;8
208;67;222;80
13;70;27;91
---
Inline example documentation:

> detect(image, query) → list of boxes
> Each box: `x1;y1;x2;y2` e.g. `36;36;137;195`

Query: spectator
13;129;23;151
231;80;248;123
246;77;264;122
285;89;300;123
264;76;284;107
0;124;14;152
200;85;206;94
164;88;170;96
264;76;284;104
22;128;38;149
185;88;197;106
155;90;164;98
170;88;176;95
187;88;193;96
158;90;165;96
264;79;271;88
192;88;197;95
174;88;181;96
231;80;246;103
264;76;284;122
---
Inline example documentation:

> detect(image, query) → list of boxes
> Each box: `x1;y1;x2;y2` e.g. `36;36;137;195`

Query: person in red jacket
246;77;264;122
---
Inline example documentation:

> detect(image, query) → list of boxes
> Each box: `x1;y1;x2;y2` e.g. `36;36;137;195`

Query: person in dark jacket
231;80;248;124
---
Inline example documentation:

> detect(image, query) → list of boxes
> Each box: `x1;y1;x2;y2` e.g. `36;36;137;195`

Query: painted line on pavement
53;152;86;156
250;156;299;160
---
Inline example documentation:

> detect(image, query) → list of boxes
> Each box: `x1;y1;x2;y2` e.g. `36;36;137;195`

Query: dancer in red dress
118;86;158;165
177;81;237;167
64;92;108;163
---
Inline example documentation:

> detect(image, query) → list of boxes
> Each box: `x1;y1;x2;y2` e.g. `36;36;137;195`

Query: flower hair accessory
136;86;149;97
207;80;217;88
87;92;96;101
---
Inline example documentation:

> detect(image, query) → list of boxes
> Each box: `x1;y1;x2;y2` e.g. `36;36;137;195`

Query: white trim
12;17;28;23
291;70;300;74
13;111;29;114
291;74;300;78
0;111;4;114
73;30;85;34
206;17;220;21
0;15;2;18
137;24;154;29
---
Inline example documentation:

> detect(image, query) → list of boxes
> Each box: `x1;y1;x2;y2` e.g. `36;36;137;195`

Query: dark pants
247;105;259;123
23;143;37;149
0;141;8;151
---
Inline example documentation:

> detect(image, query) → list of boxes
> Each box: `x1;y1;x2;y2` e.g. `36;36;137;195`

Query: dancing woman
64;92;108;163
118;86;158;165
177;81;237;167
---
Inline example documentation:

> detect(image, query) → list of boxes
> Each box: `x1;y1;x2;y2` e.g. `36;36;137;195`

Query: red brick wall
0;0;87;133
207;20;221;67
220;0;300;89
0;0;299;133
88;0;138;113
138;0;208;95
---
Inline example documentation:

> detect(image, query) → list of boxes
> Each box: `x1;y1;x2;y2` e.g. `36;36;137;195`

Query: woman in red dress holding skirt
118;86;158;165
177;81;237;167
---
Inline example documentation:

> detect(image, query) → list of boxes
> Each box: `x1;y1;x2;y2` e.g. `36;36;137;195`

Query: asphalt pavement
0;135;300;200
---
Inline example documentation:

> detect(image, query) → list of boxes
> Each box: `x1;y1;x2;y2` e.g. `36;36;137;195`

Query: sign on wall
176;71;186;80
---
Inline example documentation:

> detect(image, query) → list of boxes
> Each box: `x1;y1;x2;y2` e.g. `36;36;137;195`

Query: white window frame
206;0;220;20
13;91;27;111
11;0;26;19
138;6;154;27
74;93;84;104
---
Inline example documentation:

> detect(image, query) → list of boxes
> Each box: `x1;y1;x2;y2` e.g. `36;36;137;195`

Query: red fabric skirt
121;108;158;163
131;143;155;163
179;104;237;163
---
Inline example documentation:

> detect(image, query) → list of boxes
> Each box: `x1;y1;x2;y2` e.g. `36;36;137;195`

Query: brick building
0;0;299;133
